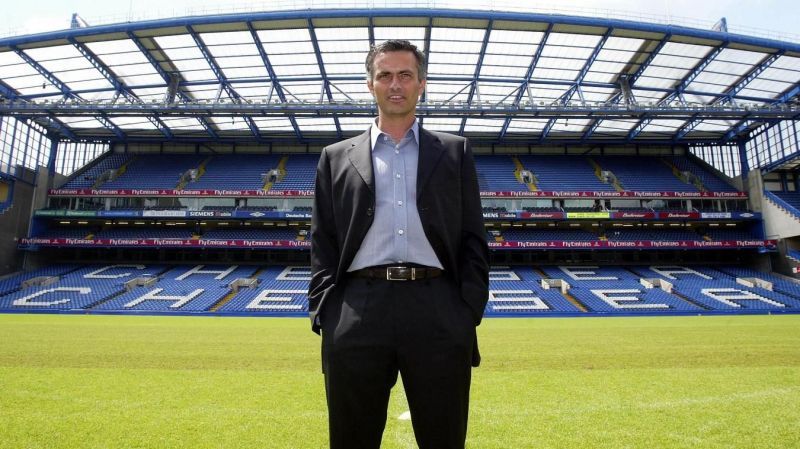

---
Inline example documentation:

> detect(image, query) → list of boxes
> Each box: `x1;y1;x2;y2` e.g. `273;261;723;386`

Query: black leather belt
350;266;443;281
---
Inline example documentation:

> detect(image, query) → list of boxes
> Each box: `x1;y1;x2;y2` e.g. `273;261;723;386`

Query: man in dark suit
309;39;489;449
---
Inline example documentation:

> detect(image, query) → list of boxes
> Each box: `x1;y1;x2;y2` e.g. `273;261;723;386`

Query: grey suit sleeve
309;147;339;334
458;139;490;325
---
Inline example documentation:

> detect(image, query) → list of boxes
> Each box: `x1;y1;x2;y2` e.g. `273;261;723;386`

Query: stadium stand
517;156;617;191
540;266;703;312
61;154;133;189
93;228;194;240
487;266;583;314
705;229;761;241
0;264;81;296
201;205;238;211
667;157;737;192
763;191;800;224
100;155;207;189
238;205;278;211
3;7;798;326
503;229;598;241
201;229;298;240
773;192;800;211
270;155;317;191
94;265;259;312
593;156;693;191
215;266;309;314
605;229;703;241
35;227;94;239
474;156;528;191
522;206;562;212
54;153;747;196
0;264;167;310
717;266;800;299
2;264;797;316
186;154;281;190
627;266;800;311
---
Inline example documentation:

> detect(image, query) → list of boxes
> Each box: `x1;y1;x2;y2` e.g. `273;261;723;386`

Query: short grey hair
365;39;427;81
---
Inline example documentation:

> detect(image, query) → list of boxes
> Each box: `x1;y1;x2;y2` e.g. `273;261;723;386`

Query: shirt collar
370;118;419;151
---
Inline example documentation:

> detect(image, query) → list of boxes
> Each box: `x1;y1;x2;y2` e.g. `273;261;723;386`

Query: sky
1;0;799;43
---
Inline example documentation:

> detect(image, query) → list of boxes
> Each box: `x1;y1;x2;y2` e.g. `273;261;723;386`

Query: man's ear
367;79;375;97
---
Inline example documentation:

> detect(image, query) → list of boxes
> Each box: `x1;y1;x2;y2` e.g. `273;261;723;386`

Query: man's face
367;50;426;120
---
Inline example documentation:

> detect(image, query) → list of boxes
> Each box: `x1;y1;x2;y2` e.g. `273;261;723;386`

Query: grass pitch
1;314;799;449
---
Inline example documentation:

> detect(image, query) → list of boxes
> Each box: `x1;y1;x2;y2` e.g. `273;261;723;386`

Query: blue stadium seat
2;264;798;316
270;155;318;191
473;156;527;192
101;155;206;189
187;154;282;190
517;156;616;192
62;154;133;189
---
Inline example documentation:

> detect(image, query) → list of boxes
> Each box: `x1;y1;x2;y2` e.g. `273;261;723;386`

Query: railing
2;98;798;120
764;190;800;220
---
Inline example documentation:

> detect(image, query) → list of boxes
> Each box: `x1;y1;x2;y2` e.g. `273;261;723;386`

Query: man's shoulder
323;131;370;155
422;128;467;145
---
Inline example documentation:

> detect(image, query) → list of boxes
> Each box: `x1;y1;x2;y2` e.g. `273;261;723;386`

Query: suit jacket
309;126;490;342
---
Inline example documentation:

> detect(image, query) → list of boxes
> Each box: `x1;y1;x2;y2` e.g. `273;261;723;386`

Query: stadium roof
1;7;799;146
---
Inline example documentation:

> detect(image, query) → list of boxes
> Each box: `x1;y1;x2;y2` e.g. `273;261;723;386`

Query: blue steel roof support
3;9;800;144
757;140;800;173
12;47;70;97
580;116;605;142
737;139;750;177
68;37;173;139
561;28;612;103
11;46;125;140
675;42;729;97
776;83;800;105
583;33;672;141
93;115;125;140
575;85;585;103
722;118;756;142
722;51;783;104
0;80;77;140
125;31;218;140
722;116;790;143
4;9;800;53
673;114;702;141
628;41;728;141
459;20;493;135
307;19;342;139
629;34;673;87
186;26;261;141
537;113;557;144
40;115;79;141
740;112;800;144
8;72;781;104
246;22;302;142
680;51;785;141
0;80;18;100
541;28;612;142
498;22;553;140
367;17;375;46
419;16;433;110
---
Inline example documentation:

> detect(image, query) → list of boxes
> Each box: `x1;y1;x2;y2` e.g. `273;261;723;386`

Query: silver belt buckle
386;266;411;281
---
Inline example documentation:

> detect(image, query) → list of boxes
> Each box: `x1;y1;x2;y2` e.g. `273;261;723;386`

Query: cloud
19;16;72;35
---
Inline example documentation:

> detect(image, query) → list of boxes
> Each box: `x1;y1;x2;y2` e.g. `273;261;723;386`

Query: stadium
0;3;799;448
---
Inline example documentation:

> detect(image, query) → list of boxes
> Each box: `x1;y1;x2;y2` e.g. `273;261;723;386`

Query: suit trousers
321;274;476;449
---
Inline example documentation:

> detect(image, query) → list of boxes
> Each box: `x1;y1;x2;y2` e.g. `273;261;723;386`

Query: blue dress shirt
347;119;443;271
